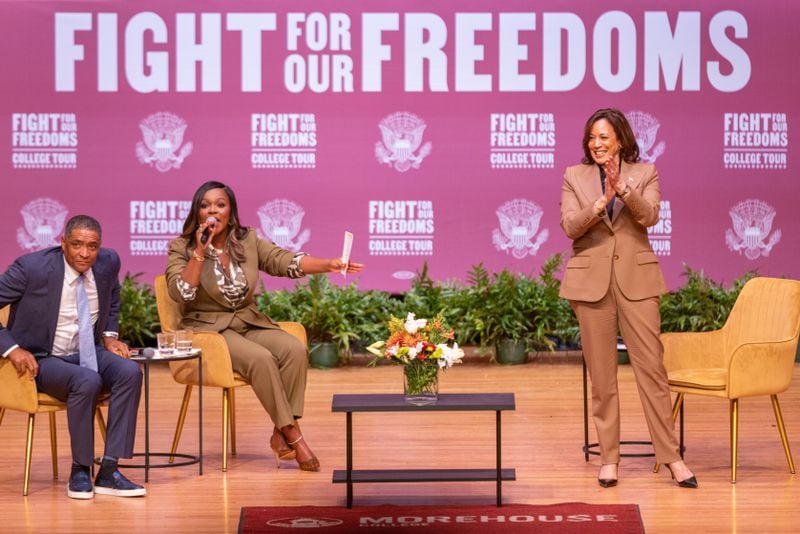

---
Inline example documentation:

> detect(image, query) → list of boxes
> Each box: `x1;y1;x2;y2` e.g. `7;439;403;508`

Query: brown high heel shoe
287;434;321;472
281;424;320;472
270;427;296;467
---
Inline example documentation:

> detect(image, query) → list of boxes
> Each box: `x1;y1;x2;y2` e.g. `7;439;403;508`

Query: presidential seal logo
17;198;68;252
725;199;781;260
256;200;311;252
266;517;343;528
375;112;432;172
492;199;549;259
627;110;665;164
135;112;193;172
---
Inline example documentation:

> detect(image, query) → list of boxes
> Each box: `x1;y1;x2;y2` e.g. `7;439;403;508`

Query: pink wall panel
1;1;797;291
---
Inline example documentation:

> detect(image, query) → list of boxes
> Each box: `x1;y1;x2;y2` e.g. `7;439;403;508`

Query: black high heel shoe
666;463;698;488
598;464;618;488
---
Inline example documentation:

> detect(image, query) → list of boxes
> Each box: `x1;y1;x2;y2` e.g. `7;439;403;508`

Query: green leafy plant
660;264;756;332
402;262;471;343
457;254;574;354
257;276;404;365
118;272;160;347
538;253;579;349
255;282;299;323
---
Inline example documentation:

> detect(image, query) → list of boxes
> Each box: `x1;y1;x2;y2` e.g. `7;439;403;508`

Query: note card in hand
340;231;353;276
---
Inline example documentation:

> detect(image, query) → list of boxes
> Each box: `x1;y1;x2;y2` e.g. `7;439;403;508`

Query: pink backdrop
2;1;797;292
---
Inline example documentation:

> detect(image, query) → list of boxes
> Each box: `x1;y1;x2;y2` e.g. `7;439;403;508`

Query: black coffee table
332;393;516;508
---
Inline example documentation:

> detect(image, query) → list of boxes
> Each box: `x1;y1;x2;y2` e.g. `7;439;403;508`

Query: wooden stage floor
2;358;799;533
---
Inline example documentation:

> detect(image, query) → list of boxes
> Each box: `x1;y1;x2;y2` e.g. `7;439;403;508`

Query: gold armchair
656;277;800;482
153;274;307;472
0;305;108;496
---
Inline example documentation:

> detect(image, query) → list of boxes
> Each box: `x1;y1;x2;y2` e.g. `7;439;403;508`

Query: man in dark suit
0;215;145;499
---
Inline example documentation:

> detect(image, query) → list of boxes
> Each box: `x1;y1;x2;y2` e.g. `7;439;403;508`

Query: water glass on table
157;332;176;355
175;329;194;353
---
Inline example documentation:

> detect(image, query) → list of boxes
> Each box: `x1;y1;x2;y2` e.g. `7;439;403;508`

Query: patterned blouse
176;245;307;306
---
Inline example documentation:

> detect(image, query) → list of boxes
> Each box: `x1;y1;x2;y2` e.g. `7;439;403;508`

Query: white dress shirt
51;259;100;356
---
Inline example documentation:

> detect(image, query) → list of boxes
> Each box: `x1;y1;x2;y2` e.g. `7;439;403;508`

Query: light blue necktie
76;273;98;372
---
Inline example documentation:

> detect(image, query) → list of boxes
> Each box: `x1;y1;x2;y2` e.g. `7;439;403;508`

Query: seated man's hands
104;337;130;358
8;347;38;378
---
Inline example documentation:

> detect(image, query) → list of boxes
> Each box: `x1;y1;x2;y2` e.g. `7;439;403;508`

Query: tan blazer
166;229;296;332
559;161;667;303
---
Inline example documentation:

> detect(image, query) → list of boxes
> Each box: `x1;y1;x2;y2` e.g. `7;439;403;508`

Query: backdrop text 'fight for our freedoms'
54;10;751;94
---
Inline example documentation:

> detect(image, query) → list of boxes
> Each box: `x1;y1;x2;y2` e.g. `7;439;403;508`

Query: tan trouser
221;316;308;429
571;271;681;465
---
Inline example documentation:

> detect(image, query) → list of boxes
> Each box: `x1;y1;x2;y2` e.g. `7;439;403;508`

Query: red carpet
239;503;644;533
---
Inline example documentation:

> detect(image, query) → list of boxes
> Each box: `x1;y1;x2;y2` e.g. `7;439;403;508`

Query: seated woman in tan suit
559;109;697;488
166;180;363;472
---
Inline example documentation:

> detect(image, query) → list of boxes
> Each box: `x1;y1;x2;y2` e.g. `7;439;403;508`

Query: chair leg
731;398;739;483
95;406;107;443
24;413;36;496
654;392;685;473
49;412;58;480
229;388;237;456
0;407;5;426
770;394;796;474
169;385;193;463
222;388;229;472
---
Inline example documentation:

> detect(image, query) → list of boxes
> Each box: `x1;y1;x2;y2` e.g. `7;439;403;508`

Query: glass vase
403;359;439;405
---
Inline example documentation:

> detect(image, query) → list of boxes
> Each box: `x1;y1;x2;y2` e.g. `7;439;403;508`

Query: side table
582;354;656;461
121;349;203;482
332;393;516;508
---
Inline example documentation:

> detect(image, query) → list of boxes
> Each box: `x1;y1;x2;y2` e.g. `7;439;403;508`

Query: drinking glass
175;329;193;353
157;332;176;355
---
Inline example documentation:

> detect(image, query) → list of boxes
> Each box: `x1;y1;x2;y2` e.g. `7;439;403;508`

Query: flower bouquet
367;311;464;405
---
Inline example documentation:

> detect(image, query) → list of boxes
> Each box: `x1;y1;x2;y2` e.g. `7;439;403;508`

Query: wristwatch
617;185;631;199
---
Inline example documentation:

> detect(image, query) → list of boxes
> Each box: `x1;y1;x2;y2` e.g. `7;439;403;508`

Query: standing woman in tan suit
559;109;697;488
167;181;363;472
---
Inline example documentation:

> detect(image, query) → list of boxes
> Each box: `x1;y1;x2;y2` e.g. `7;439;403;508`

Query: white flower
436;342;464;368
404;341;424;361
404;312;427;334
387;343;400;356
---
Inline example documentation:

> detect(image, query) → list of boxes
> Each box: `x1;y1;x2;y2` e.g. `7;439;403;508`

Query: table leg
679;401;684;458
583;356;590;462
346;411;353;508
144;361;150;483
496;410;502;507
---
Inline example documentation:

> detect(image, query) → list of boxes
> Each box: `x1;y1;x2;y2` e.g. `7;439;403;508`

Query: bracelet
193;253;205;262
594;201;606;217
617;185;631;199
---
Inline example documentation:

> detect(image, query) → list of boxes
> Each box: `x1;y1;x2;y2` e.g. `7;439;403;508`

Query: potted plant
660;265;755;333
348;287;403;354
458;254;569;364
292;275;358;368
458;265;527;364
118;272;160;347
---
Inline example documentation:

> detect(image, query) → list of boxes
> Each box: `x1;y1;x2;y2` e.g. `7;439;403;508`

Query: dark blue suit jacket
0;246;121;356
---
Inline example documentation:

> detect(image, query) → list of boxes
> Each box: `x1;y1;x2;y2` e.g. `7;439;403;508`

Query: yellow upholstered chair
0;304;66;496
0;305;110;495
154;274;308;471
655;277;800;483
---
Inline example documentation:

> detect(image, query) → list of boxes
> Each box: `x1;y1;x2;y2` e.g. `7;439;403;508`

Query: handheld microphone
142;347;156;358
200;216;217;245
